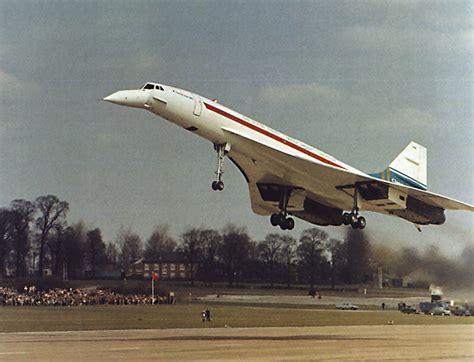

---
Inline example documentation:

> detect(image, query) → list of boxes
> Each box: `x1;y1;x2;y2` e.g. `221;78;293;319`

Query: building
127;253;198;280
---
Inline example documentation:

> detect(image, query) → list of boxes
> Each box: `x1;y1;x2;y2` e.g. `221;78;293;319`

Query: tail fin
371;142;427;190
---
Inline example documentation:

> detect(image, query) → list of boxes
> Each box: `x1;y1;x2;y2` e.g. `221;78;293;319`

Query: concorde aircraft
103;83;473;231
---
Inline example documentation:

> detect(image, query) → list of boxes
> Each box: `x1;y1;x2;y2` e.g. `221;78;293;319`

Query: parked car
453;307;471;316
429;306;451;316
336;302;359;310
400;305;418;314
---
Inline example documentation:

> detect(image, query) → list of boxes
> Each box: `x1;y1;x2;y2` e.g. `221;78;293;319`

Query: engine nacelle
390;196;446;225
292;198;343;226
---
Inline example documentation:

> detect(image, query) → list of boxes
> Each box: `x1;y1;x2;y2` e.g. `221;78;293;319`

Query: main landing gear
211;143;231;191
269;187;295;230
342;187;366;229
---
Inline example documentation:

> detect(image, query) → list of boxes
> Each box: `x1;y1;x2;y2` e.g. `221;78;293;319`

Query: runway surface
1;324;473;361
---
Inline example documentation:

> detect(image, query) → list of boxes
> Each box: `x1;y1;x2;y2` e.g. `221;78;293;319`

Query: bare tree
324;238;344;290
258;233;283;288
280;235;297;288
85;228;106;278
199;228;222;285
143;224;176;260
105;242;119;264
181;227;204;286
47;225;65;277
62;222;86;279
9;200;35;276
117;227;143;270
34;195;69;277
297;228;328;289
219;224;251;287
0;208;14;276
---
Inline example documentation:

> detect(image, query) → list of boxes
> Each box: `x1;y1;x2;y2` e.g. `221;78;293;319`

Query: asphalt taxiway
1;325;472;361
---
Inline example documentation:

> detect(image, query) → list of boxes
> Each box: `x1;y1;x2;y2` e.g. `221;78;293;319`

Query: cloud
383;108;436;128
256;82;437;135
0;70;22;89
338;25;473;55
0;69;39;99
258;83;344;104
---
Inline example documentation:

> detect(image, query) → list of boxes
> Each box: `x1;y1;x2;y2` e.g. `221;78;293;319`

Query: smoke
371;241;474;290
429;284;443;296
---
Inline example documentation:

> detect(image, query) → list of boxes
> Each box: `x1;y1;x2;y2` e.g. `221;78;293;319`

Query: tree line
1;195;471;288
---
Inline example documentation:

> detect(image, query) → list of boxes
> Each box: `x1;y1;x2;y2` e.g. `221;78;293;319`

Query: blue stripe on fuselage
370;168;427;191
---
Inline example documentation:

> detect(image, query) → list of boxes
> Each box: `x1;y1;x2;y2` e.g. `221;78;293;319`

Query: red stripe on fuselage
203;102;346;170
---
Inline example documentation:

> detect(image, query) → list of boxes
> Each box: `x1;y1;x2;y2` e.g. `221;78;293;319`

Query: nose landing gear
211;143;231;191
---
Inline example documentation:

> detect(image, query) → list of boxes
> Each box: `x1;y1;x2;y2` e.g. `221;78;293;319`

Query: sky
0;0;472;254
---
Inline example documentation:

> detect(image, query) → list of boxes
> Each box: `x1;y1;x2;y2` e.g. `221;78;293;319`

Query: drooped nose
103;91;128;106
103;90;148;108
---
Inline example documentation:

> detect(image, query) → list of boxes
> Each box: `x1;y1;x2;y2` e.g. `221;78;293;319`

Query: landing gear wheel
285;217;295;230
342;212;351;226
356;216;366;229
270;213;281;226
350;213;358;225
211;180;224;191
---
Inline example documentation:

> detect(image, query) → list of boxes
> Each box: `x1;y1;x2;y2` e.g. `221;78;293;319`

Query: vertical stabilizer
371;142;428;190
389;142;427;190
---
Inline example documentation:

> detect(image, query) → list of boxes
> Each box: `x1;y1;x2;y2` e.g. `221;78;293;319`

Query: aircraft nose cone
103;92;123;104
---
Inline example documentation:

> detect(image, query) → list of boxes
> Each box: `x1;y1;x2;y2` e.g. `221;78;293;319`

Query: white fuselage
104;83;366;179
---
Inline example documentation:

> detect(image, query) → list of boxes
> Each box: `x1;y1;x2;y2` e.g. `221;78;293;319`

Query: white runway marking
107;347;140;351
0;351;28;355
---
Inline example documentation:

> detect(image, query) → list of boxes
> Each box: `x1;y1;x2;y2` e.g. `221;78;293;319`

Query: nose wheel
211;180;224;191
211;143;231;192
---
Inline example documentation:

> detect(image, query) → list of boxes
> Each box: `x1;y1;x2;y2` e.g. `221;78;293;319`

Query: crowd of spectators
0;286;167;306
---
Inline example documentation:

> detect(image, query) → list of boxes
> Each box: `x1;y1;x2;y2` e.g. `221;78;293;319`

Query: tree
258;233;283;288
9;200;35;276
85;228;106;278
47;225;65;277
181;227;204;286
143;224;176;260
105;242;119;264
34;195;69;277
219;224;251;287
280;235;297;288
199;228;222;285
62;222;86;279
324;238;344;290
297;228;328;289
117;227;143;270
0;208;14;276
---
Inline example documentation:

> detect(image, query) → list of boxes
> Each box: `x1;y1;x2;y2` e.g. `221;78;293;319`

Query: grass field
1;304;472;333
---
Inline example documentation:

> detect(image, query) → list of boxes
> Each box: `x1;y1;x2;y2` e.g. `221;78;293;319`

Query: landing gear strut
211;143;230;191
342;187;366;229
270;187;295;230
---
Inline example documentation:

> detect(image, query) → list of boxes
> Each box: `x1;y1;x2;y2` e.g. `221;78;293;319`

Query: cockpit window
155;85;164;91
143;83;155;90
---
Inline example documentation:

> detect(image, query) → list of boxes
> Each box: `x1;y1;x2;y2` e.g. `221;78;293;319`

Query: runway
1;325;472;361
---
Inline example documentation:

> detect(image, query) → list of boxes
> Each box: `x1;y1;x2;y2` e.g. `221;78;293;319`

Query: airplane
103;82;473;231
